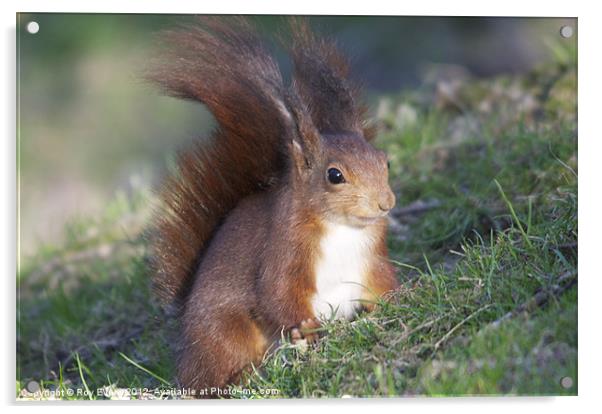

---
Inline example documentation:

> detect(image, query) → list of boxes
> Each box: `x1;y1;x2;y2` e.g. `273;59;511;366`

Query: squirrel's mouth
349;214;387;226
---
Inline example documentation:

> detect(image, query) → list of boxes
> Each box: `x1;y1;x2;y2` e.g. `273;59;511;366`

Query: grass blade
119;352;171;387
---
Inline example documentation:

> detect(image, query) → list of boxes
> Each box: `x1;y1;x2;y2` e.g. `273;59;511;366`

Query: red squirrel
148;17;399;395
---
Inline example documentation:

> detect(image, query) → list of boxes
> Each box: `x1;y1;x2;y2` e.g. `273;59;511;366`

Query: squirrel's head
289;131;395;228
279;20;396;227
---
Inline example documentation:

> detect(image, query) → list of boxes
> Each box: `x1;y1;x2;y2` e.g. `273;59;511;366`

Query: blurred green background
17;14;575;258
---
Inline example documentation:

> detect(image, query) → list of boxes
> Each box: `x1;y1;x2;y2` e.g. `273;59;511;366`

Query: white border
3;1;600;413
5;0;582;16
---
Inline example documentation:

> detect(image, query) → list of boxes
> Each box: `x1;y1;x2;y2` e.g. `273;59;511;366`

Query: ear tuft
287;18;374;140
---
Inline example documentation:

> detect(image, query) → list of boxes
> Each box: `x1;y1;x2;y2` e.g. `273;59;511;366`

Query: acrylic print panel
16;14;577;400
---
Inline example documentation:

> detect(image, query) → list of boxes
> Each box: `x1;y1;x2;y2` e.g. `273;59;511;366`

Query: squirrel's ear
290;138;308;172
284;90;322;174
287;18;374;140
289;133;322;176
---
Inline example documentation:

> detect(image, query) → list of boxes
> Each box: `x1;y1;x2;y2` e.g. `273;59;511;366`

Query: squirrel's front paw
290;318;321;345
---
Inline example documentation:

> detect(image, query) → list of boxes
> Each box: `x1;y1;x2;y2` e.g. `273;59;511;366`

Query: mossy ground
16;44;577;399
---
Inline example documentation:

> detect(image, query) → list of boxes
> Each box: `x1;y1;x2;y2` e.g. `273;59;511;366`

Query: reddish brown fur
148;17;398;397
362;221;400;311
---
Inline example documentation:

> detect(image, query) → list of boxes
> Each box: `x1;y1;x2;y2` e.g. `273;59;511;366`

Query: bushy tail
147;17;294;307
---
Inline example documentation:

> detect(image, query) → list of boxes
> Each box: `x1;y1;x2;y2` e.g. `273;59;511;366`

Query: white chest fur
311;222;375;320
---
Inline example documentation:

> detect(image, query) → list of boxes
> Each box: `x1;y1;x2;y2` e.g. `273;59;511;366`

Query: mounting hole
560;376;573;389
26;380;40;393
560;25;573;39
26;21;39;34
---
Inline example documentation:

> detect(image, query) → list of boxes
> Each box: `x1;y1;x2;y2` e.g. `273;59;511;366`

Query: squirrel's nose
377;189;396;212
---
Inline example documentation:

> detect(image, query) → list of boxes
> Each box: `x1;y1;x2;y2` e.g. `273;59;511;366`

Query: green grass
16;54;577;399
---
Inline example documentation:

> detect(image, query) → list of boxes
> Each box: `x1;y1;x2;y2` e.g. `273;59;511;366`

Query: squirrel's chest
311;223;375;320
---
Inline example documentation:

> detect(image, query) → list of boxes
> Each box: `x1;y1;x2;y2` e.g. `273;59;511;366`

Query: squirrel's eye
327;168;345;184
387;160;391;170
